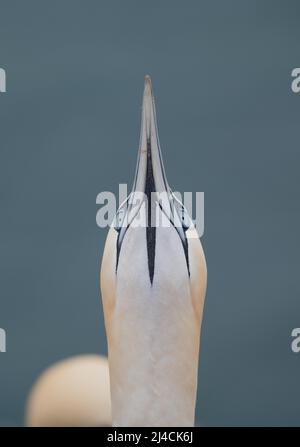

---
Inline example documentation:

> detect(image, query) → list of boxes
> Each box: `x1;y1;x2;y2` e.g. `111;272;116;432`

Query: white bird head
101;76;207;427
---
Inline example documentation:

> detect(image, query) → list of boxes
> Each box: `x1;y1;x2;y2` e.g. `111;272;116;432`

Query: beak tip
144;75;152;95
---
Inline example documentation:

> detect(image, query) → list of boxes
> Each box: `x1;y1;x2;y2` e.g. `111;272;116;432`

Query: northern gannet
101;76;207;427
26;355;112;427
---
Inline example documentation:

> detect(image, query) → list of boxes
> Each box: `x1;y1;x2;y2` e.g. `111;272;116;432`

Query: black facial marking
114;122;191;281
115;158;191;280
145;138;156;284
181;237;190;277
114;139;157;284
115;230;122;273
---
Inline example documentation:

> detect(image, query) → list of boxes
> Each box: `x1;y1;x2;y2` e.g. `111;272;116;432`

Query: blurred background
0;0;300;426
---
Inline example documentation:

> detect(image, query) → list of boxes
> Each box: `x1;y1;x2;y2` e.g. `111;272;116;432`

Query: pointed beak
132;76;169;194
114;76;191;278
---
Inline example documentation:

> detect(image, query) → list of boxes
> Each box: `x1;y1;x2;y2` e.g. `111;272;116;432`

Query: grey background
0;0;299;426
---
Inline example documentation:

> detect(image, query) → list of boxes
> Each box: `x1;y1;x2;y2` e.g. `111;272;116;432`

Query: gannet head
26;355;112;427
100;76;207;427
